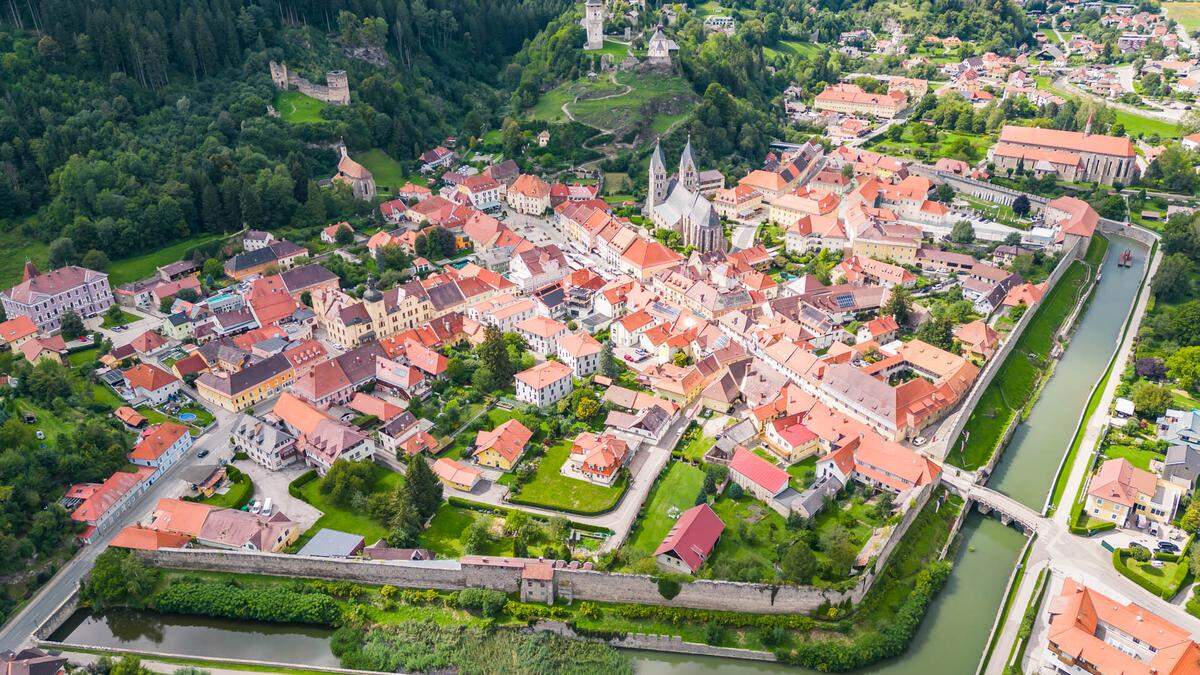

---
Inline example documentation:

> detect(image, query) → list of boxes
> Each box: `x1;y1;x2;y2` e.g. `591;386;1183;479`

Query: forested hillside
0;0;568;262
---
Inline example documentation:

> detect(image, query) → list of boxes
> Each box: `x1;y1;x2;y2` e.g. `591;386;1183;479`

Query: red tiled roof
730;448;789;494
654;503;725;572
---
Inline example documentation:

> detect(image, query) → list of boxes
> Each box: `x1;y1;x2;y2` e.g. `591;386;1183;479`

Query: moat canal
50;236;1150;673
987;234;1148;510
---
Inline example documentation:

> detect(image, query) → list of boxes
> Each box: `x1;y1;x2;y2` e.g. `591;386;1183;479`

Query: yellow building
194;354;295;412
850;223;921;265
312;284;434;349
472;419;533;471
1085;458;1182;526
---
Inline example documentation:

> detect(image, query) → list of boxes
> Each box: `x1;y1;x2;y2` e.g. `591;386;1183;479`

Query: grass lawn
623;462;706;556
67;347;99;367
0;221;49;289
787;456;818;490
13;399;75;443
509;440;626;514
354;149;411;194
91;383;123;410
418;503;515;558
100;308;139;328
596;39;629;59
1167;2;1200;31
274;91;328;124
201;470;254;509
1117;551;1190;599
950;236;1109;469
535;72;697;136
677;423;715;462
296;465;404;544
107;234;221;286
1114;108;1181;139
1102;443;1162;471
702;493;788;582
958;194;1032;229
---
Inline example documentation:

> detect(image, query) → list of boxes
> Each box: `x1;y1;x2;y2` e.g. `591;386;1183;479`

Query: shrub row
444;496;613;534
505;472;629;517
587;601;820;631
288;469;318;498
775;561;952;671
1112;549;1191;599
152;581;342;626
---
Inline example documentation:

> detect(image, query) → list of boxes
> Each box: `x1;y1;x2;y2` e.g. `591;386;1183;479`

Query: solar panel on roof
835;294;854;308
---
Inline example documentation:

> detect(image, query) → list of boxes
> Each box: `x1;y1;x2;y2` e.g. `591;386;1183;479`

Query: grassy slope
274;91;328;124
107;234;222;286
354;149;411;193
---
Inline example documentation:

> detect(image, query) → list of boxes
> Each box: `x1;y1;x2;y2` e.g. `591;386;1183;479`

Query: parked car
1157;541;1180;554
197;449;210;459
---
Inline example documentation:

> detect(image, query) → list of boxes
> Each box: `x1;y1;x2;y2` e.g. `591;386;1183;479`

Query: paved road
0;407;237;651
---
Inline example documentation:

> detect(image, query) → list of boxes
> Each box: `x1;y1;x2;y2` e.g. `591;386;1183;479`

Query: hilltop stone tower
269;61;290;89
325;70;351;105
583;0;604;51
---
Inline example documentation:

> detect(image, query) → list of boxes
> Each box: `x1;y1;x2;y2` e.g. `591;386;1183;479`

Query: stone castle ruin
269;61;351;106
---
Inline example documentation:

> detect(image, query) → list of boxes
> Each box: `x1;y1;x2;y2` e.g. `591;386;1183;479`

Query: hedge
288;469;318;498
1112;549;1191;599
444;496;614;535
152;581;342;625
505;471;629;517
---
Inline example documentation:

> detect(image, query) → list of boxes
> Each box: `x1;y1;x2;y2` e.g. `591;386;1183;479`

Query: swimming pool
177;412;197;422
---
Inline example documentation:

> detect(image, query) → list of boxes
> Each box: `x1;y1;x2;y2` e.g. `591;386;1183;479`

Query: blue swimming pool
177;412;197;422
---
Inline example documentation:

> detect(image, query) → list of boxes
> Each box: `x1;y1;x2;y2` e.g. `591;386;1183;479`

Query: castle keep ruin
269;61;351;106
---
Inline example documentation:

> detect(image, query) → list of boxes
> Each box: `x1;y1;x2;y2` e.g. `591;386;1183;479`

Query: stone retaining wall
33;586;81;640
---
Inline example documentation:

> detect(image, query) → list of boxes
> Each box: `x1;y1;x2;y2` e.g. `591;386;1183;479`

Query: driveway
89;307;159;347
235;461;324;532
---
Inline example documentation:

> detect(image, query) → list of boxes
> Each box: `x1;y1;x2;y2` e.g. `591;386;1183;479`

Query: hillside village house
507;174;552;215
515;360;574;407
0;315;39;351
231;413;298;470
66;466;157;543
1045;578;1200;675
123;363;182;405
2;262;114;332
813;82;908;118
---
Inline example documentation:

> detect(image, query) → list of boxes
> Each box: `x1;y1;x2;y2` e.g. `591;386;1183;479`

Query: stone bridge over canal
941;471;1045;535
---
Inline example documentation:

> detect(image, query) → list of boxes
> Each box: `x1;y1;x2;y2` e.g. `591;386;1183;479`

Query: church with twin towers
646;138;727;254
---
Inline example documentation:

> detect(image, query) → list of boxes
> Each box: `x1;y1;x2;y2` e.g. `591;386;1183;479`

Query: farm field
1166;3;1200;30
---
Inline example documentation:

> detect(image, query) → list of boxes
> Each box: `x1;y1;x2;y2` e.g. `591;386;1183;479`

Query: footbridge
940;471;1045;535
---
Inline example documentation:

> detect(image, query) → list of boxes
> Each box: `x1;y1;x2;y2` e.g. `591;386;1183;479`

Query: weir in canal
50;236;1151;674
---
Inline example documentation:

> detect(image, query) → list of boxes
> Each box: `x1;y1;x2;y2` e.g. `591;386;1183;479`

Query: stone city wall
137;482;932;618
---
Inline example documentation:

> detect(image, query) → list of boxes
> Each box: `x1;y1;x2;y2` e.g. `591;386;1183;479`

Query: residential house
194;353;294;412
433;457;482;491
231;414;299;471
123;363;182;405
473;419;533;471
563;432;629;486
128;422;193;483
654;503;725;574
1085;457;1181;526
515;360;575;407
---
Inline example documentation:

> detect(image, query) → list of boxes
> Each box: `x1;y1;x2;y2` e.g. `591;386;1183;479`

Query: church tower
648;141;669;210
679;135;699;194
583;0;604;51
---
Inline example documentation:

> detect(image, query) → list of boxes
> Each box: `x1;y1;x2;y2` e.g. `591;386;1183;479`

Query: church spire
679;134;698;193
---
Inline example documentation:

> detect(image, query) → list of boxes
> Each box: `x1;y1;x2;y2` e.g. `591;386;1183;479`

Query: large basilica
646;139;727;253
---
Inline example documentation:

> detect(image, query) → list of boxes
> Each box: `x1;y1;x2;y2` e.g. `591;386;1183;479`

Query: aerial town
4;0;1200;673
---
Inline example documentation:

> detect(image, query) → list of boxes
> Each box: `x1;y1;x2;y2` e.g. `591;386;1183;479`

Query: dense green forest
0;0;569;261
